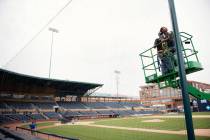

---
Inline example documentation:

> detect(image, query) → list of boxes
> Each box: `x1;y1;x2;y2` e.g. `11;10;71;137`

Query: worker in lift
154;27;176;75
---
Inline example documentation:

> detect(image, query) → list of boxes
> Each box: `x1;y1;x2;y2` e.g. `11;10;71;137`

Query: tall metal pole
116;75;119;98
114;70;120;113
168;1;195;140
49;31;54;78
114;70;120;97
48;28;59;78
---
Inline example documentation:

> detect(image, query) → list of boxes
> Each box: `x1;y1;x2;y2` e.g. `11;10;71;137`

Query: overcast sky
0;0;210;97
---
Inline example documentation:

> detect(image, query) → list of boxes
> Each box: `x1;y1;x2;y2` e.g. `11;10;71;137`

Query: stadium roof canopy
0;68;103;96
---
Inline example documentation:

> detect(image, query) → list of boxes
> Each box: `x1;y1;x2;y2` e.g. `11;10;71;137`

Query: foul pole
168;0;195;140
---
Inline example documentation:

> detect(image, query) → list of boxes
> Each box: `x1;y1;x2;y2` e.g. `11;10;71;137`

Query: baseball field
35;113;210;140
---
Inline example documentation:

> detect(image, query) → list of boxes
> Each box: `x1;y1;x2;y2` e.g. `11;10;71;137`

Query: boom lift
139;32;210;100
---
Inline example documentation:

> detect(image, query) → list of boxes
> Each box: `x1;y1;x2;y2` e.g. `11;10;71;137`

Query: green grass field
157;112;210;116
40;125;209;140
192;112;210;115
39;115;210;140
94;117;210;130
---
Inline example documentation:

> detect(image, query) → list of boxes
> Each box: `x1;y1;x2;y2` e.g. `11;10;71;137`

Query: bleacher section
0;101;159;124
0;113;47;124
29;114;45;120
43;112;61;119
57;102;87;109
96;110;114;115
120;102;143;108
6;102;34;110
0;115;13;124
61;111;81;117
103;102;125;108
33;102;57;110
78;111;98;117
0;102;8;109
1;101;145;111
82;102;107;109
7;114;31;122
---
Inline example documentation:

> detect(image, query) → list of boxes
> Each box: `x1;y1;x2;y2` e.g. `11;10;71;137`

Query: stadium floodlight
49;27;59;33
114;70;121;113
114;70;121;97
48;27;59;78
114;70;120;74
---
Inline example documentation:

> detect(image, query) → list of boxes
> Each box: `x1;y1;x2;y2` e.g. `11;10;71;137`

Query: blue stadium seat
44;112;62;119
33;102;57;110
57;101;87;109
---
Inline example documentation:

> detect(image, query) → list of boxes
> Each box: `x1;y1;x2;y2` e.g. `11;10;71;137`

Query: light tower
114;70;121;98
114;70;121;113
48;27;59;78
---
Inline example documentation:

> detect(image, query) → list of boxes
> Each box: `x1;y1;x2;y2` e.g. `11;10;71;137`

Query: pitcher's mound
142;119;164;122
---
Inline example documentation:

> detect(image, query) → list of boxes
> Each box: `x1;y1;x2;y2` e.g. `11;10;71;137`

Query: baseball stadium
0;67;209;140
1;0;210;140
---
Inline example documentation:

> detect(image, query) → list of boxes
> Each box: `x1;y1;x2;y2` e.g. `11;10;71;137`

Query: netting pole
168;0;195;140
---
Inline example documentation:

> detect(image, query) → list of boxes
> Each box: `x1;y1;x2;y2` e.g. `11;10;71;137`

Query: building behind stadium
139;81;210;112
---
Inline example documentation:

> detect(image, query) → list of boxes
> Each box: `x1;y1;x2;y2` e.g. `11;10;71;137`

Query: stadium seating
29;114;46;120
7;114;31;122
0;113;46;123
125;110;138;115
0;102;8;109
57;101;87;109
33;102;57;110
103;102;125;108
61;111;81;117
0;100;160;124
44;112;62;119
120;102;143;108
78;111;98;116
82;102;107;109
0;114;13;124
6;102;33;110
112;110;131;116
96;110;114;115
